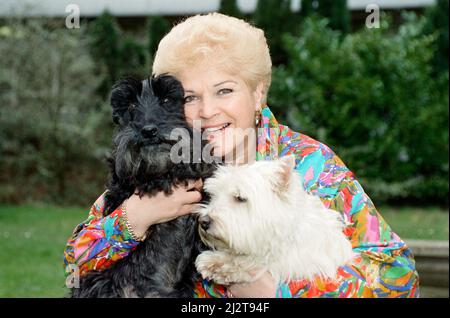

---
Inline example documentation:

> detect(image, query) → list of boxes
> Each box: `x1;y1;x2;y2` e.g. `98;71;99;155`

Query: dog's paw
195;251;253;285
195;251;226;281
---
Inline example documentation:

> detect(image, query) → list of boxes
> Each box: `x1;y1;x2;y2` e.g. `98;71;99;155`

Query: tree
147;16;171;59
269;15;448;205
0;18;107;205
89;11;151;97
300;0;316;17
423;0;449;75
88;11;122;97
301;0;350;34
120;35;148;78
219;0;244;19
253;0;297;65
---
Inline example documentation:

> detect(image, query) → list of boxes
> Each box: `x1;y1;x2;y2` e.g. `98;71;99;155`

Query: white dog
195;155;354;286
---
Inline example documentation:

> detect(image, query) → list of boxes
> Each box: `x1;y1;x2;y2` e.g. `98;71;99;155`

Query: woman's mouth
202;123;231;134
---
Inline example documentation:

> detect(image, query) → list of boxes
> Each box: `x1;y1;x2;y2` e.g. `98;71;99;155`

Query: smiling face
177;65;264;164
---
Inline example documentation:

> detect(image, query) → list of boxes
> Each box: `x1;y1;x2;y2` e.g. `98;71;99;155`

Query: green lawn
0;204;448;297
380;206;449;241
0;205;87;297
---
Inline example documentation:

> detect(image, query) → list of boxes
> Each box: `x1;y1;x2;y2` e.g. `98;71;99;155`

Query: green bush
87;11;122;97
147;15;171;58
0;12;447;208
423;0;449;75
219;0;244;19
269;14;449;205
253;0;298;64
0;18;111;206
0;14;156;207
120;35;148;76
301;0;350;34
88;11;150;98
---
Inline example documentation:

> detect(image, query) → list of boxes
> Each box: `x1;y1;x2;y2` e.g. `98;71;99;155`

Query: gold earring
255;109;262;126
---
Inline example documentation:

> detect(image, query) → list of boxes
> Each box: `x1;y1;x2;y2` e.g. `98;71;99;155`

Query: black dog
71;75;216;298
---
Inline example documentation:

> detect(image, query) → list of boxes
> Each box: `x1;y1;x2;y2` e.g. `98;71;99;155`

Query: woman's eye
184;96;196;104
218;88;233;95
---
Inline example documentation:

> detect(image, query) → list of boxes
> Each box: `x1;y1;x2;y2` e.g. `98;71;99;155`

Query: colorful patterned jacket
63;107;419;298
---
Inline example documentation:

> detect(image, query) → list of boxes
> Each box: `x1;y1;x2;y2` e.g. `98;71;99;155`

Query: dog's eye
162;98;170;104
234;194;247;203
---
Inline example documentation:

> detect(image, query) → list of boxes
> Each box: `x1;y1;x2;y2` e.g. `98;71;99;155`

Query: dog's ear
279;155;296;183
110;77;143;126
151;74;185;107
272;155;296;194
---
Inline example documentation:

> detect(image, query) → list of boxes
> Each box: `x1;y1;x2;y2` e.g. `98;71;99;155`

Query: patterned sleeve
63;192;140;277
275;143;420;298
194;141;419;298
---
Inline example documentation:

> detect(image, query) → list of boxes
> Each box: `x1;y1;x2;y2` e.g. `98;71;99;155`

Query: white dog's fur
195;155;355;285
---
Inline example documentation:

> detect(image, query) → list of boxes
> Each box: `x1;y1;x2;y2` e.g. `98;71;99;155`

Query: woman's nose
199;96;220;119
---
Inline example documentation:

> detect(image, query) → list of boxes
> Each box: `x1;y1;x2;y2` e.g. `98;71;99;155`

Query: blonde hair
152;13;272;103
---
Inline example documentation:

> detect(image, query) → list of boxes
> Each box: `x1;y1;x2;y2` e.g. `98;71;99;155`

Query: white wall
0;0;437;17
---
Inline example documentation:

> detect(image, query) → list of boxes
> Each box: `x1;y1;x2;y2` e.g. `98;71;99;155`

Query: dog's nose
199;215;211;231
141;125;158;138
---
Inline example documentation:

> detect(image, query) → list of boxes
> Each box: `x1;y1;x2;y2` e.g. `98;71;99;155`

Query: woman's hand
227;270;278;298
125;179;204;238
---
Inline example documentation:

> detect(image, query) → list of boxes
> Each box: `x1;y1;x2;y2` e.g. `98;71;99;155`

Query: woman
64;13;419;298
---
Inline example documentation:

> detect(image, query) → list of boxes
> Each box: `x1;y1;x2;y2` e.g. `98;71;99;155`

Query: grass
379;206;449;241
0;204;87;298
0;204;448;297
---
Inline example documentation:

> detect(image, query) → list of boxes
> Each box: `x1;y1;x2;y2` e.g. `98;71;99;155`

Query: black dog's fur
71;75;216;298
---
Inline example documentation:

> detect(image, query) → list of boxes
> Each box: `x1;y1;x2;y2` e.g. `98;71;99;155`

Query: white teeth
204;123;230;133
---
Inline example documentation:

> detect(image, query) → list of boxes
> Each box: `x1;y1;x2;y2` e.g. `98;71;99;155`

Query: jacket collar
256;106;282;161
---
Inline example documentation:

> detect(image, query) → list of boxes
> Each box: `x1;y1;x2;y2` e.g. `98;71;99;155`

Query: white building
0;0;437;17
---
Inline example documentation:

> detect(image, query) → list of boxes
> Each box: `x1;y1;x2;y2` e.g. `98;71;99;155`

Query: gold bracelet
121;200;146;242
